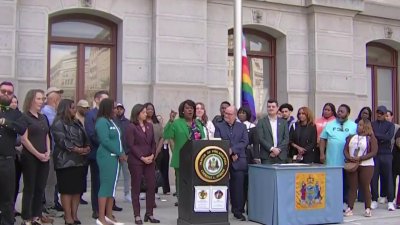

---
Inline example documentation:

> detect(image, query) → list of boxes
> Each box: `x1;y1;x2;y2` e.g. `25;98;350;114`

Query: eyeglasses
376;111;384;115
0;89;13;96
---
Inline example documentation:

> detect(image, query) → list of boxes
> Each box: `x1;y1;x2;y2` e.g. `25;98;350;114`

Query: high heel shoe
105;216;124;225
96;219;107;225
144;214;160;223
134;216;143;225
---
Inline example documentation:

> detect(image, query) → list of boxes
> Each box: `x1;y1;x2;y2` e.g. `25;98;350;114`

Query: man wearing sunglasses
0;81;27;225
371;105;396;211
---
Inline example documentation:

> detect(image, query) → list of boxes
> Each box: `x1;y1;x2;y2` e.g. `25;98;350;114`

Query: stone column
307;0;363;113
0;0;17;84
15;2;49;97
152;0;208;117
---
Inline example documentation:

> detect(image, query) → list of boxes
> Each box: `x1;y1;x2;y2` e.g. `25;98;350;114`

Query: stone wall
1;0;400;119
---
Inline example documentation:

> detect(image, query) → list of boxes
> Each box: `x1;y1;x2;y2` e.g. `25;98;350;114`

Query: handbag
344;162;359;172
344;136;369;172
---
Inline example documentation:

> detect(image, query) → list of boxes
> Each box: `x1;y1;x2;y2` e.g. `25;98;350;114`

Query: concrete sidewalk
14;185;400;225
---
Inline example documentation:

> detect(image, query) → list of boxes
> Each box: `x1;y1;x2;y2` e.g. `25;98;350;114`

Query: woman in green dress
95;99;127;225
163;99;205;206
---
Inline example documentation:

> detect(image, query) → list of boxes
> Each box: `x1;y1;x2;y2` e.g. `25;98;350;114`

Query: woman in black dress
289;107;317;163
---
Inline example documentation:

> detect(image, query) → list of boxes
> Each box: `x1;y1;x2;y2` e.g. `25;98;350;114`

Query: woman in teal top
95;99;127;225
163;99;205;206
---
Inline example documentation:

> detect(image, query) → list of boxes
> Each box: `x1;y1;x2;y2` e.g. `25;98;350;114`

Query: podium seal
195;146;229;183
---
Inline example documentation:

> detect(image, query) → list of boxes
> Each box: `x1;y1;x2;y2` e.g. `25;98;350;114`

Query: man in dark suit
214;106;249;221
84;90;109;219
256;99;289;164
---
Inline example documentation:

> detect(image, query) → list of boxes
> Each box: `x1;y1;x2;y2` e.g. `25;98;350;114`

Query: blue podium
248;164;343;225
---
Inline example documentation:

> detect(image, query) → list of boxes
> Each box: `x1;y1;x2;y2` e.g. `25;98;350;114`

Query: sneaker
388;202;396;211
371;201;378;209
155;193;161;199
38;215;54;224
21;220;32;225
124;193;132;203
378;197;387;204
343;208;353;217
139;192;146;200
343;202;349;212
43;207;63;218
364;208;372;217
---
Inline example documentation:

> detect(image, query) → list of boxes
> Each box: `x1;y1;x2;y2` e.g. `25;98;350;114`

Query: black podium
177;140;230;225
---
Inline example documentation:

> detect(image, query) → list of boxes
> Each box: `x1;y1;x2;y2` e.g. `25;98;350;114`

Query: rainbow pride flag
241;35;256;122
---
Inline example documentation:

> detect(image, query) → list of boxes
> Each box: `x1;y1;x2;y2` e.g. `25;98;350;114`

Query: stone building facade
1;0;400;120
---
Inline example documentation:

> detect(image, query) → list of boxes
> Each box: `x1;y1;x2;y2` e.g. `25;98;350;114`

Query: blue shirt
41;105;56;125
320;119;357;166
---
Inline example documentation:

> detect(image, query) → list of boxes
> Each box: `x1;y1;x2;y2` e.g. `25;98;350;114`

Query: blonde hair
357;118;373;136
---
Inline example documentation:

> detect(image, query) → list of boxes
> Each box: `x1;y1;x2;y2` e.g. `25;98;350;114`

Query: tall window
366;43;398;121
48;14;117;103
228;29;276;114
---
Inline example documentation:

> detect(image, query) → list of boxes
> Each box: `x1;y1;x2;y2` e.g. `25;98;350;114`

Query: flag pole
234;0;242;108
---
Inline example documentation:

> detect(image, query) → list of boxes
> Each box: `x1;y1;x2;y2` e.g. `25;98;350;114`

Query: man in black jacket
114;103;131;202
0;81;27;225
371;105;395;211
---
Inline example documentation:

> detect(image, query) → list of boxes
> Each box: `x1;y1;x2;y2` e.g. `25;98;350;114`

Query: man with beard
0;81;27;225
319;104;357;211
214;105;248;221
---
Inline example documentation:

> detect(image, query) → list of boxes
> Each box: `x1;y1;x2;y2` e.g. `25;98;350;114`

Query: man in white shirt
256;99;289;164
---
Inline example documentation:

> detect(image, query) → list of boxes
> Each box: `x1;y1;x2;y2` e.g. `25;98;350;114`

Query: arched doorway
228;28;277;115
366;42;398;121
48;13;117;103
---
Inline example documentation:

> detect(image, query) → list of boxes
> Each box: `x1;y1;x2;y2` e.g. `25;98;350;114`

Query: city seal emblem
195;146;229;183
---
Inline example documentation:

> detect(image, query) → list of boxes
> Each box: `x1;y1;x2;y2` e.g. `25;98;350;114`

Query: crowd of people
1;80;400;225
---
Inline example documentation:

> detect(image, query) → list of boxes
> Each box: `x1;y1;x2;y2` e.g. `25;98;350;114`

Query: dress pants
89;159;100;213
21;152;49;220
129;162;156;216
230;170;245;215
371;155;394;202
44;156;57;208
158;147;170;194
0;157;15;225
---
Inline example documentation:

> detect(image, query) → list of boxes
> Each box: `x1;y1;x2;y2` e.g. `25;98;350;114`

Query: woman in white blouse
343;118;378;217
195;102;215;139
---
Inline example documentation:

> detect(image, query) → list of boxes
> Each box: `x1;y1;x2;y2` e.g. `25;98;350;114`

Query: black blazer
246;126;260;164
289;122;317;163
